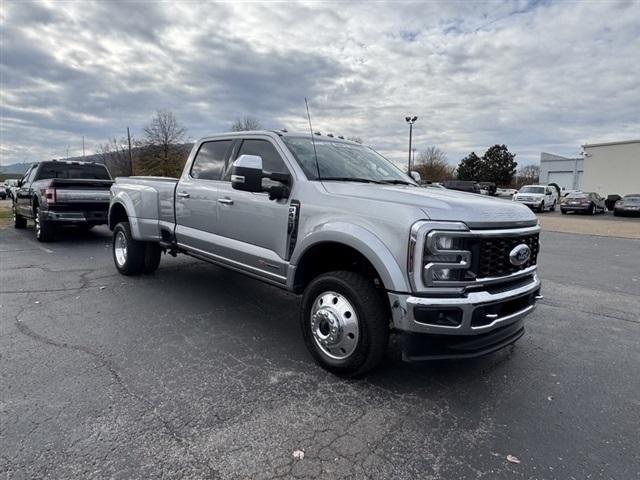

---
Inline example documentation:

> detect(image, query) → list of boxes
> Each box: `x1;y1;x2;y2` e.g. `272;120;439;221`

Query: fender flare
289;222;409;293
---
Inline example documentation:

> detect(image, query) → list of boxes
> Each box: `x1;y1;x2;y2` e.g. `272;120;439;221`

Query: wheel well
109;203;128;231
293;242;385;294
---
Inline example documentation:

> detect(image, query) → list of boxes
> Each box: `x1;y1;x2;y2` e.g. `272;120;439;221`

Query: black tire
560;209;567;214
34;205;55;242
112;221;146;275
77;224;94;232
13;202;27;229
550;201;556;212
589;204;596;215
143;242;162;274
538;201;545;213
300;271;389;377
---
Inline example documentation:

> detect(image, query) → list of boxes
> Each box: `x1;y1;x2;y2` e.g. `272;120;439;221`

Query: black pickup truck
13;160;113;242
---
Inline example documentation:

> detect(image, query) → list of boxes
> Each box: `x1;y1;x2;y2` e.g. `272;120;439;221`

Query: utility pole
127;127;133;176
82;136;85;157
405;116;418;173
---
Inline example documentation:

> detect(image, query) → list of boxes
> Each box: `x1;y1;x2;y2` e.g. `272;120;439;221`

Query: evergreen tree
481;144;517;185
457;152;482;180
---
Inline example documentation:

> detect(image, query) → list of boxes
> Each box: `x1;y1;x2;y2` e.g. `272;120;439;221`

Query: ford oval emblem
509;244;531;266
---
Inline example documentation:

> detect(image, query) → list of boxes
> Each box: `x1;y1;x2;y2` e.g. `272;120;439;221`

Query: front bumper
615;207;640;216
43;210;108;224
388;273;541;360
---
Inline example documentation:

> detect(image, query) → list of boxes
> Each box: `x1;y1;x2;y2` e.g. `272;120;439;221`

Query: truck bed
112;176;179;236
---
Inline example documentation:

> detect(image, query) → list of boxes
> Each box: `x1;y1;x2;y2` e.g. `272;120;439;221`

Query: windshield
519;186;545;194
282;137;413;184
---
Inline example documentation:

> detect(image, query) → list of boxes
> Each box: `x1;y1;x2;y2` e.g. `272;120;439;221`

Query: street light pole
405;116;418;173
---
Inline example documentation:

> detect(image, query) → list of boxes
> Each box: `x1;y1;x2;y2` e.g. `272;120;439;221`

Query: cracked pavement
1;225;639;479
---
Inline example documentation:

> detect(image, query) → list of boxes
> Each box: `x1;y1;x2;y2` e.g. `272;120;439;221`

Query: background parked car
613;194;640;216
441;180;480;194
4;179;19;199
496;188;517;198
560;192;606;215
513;185;558;212
478;182;497;196
606;194;622;211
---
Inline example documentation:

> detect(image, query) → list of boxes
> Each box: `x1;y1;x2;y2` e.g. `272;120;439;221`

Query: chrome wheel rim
114;231;128;267
34;208;41;237
310;291;359;360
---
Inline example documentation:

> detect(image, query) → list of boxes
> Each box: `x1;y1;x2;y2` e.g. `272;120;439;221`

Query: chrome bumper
44;210;108;223
388;273;541;336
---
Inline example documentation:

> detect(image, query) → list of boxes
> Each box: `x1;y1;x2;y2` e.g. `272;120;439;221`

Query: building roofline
582;139;640;148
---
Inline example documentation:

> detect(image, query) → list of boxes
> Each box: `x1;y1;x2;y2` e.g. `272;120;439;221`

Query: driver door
214;137;293;284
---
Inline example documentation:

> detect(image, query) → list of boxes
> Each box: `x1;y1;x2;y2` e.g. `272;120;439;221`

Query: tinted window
191;140;232;180
36;163;111;180
566;193;587;199
520;186;545;194
232;139;289;187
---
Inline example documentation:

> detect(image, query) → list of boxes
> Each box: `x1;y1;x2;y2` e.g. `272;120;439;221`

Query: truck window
36;163;111;180
191;140;232;180
231;139;289;187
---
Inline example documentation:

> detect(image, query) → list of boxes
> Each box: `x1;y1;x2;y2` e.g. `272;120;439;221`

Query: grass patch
0;201;12;227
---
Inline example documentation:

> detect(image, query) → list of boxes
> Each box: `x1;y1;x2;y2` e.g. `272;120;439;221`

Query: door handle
177;191;190;198
218;197;234;205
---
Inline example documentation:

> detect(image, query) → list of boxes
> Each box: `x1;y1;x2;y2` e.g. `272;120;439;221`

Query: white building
582;139;640;197
539;152;583;191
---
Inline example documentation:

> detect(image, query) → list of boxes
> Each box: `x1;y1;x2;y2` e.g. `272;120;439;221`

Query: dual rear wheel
112;221;162;275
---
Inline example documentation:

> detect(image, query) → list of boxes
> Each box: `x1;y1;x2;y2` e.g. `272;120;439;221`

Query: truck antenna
305;97;321;181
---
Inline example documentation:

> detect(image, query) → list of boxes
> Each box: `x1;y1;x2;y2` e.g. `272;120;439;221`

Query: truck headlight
408;221;472;291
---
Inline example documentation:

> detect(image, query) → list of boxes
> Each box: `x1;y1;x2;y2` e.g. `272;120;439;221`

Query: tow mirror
231;155;263;192
410;171;421;183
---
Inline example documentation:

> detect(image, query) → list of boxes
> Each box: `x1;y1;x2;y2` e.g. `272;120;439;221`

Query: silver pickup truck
109;131;542;376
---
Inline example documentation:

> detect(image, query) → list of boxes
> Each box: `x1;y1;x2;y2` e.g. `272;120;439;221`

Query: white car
496;188;518;198
513;185;558;212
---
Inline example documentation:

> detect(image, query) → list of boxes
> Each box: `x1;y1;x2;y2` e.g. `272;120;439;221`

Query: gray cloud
1;0;639;168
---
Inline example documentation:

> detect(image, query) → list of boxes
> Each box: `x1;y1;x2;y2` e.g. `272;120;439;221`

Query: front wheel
113;221;146;275
539;201;545;213
589;204;596;215
300;271;389;377
550;201;556;212
13;202;27;229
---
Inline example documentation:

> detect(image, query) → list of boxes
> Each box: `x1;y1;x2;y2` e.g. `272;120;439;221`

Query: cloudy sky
1;0;639;168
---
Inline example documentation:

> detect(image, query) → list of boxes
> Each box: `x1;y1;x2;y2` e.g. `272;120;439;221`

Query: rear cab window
36;162;111;180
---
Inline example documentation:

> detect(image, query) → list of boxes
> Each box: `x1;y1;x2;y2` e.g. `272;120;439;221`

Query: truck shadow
151;259;523;394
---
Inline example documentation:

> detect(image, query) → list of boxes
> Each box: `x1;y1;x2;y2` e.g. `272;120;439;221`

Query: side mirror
231;155;263;192
16;180;23;187
410;171;421;183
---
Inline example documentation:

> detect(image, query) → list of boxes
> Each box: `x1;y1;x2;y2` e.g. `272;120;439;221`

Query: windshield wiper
380;179;414;186
321;177;384;184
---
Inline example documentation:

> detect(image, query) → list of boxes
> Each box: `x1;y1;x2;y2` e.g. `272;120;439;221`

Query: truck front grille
468;233;539;278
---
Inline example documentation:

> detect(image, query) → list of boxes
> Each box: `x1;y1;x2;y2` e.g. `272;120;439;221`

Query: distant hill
0;163;30;175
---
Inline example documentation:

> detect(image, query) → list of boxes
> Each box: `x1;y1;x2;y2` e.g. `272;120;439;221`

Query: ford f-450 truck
109;131;542;376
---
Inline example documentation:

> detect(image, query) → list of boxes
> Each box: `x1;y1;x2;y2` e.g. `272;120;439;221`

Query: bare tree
230;116;262;132
97;138;132;177
140;110;188;177
514;164;540;188
414;147;455;182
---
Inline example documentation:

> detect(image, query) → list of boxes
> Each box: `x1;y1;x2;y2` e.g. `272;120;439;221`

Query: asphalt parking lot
1;217;639;479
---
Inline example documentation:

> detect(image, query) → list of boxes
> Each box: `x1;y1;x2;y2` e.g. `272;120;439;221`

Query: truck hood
322;182;538;228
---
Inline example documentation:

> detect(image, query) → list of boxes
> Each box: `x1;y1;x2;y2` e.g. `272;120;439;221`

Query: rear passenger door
174;139;234;252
